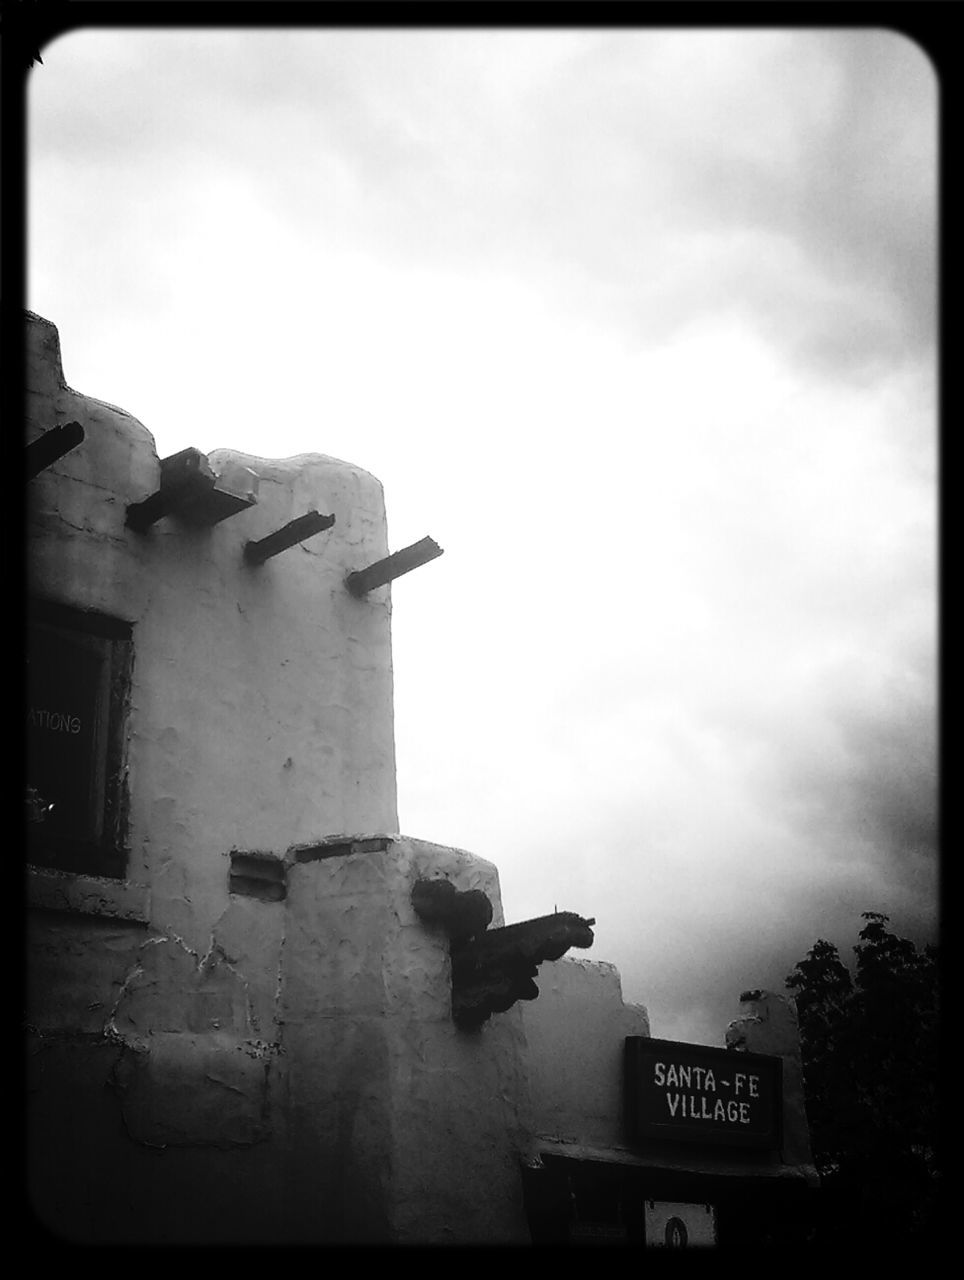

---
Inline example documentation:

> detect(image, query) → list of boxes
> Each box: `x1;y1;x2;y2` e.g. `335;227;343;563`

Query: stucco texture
522;956;651;1150
26;312;534;1242
27;310;399;959
281;837;531;1243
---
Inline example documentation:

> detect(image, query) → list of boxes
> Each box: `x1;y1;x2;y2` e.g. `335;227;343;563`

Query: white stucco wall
521;956;651;1150
27;310;399;955
282;836;532;1244
26;312;534;1244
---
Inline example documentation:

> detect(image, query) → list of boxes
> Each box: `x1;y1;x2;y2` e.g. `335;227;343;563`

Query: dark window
26;601;133;878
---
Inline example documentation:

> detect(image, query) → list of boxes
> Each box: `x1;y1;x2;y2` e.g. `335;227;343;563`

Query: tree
785;913;940;1243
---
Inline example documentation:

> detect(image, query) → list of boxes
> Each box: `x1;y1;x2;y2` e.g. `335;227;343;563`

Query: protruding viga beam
26;421;85;480
345;536;444;597
243;511;336;565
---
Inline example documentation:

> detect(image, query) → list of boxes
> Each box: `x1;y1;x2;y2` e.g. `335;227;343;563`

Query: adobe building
25;310;818;1246
520;964;818;1245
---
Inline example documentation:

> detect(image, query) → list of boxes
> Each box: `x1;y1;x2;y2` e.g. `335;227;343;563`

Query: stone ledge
26;865;150;924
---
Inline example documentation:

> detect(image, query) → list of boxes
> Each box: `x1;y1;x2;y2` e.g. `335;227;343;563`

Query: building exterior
520;963;818;1245
25;311;817;1246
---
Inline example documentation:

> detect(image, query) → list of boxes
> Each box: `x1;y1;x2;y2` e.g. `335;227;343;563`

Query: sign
644;1201;717;1248
625;1037;781;1149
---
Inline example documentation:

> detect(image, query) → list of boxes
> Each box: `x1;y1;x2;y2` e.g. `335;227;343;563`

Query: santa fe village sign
624;1037;782;1150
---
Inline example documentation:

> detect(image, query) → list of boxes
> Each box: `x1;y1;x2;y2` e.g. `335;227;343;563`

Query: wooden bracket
450;912;596;1030
411;878;494;942
126;449;258;532
411;882;596;1031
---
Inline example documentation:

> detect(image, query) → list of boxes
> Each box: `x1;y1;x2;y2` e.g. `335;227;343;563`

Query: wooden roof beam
243;511;336;565
345;535;443;597
26;421;85;480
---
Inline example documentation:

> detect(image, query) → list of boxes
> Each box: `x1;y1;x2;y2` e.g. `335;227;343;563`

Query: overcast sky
28;26;938;1046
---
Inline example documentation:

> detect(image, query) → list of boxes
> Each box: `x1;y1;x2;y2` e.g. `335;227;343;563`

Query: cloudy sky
28;25;938;1046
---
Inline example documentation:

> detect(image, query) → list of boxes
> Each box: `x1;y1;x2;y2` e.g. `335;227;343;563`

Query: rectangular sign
644;1201;717;1248
625;1037;781;1149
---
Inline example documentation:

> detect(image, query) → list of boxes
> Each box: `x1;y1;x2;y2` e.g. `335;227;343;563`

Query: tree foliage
786;913;940;1241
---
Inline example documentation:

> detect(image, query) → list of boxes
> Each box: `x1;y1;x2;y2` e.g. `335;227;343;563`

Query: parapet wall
521;957;651;1150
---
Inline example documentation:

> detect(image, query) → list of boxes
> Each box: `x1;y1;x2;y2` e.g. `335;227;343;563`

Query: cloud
33;29;936;386
28;28;938;1049
766;647;938;881
528;30;937;385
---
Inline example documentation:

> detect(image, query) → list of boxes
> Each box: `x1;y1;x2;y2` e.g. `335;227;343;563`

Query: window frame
26;599;133;879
